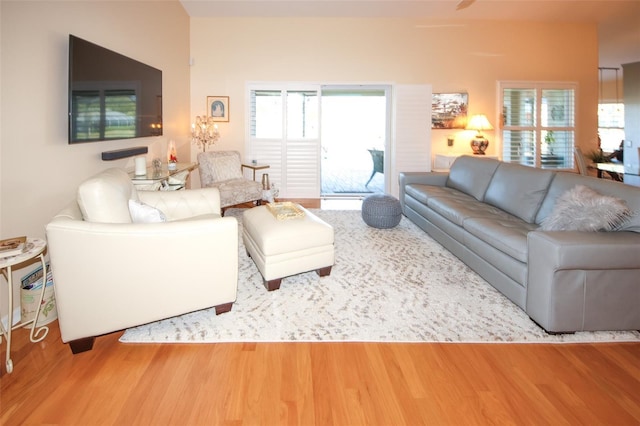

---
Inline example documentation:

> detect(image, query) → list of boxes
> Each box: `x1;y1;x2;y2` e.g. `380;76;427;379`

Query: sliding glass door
320;86;390;196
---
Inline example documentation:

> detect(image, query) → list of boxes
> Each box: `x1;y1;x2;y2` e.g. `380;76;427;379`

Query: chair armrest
138;188;221;220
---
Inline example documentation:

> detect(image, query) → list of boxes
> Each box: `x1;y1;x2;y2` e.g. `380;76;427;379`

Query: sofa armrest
399;171;449;187
399;172;449;212
528;230;640;269
138;188;221;220
526;230;640;332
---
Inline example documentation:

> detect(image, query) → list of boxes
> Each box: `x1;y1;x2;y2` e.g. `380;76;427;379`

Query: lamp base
470;137;489;155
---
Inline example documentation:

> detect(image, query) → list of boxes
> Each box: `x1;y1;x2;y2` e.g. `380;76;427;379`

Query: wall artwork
432;93;468;129
207;96;230;122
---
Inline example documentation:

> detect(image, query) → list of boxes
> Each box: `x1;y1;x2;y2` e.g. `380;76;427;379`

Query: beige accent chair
46;168;238;354
197;151;262;213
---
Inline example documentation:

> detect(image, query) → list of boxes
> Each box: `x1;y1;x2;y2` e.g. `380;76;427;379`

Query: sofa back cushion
484;162;555;223
77;168;137;223
446;156;500;201
536;172;640;232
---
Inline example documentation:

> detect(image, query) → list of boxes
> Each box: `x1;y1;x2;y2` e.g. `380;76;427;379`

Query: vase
470;138;489;155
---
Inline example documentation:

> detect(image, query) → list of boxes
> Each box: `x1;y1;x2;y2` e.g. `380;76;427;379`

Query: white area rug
120;209;640;344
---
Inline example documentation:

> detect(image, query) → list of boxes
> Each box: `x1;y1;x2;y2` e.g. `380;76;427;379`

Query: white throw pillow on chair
128;199;167;223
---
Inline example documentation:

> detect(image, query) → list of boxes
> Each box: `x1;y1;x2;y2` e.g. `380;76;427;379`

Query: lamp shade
466;114;493;132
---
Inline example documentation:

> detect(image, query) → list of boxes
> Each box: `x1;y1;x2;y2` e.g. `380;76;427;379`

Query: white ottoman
242;205;335;291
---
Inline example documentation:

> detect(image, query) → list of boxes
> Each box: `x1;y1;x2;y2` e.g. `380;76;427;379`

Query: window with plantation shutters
500;82;576;169
248;85;321;198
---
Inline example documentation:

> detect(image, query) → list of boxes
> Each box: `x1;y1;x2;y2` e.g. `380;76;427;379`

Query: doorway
320;86;390;197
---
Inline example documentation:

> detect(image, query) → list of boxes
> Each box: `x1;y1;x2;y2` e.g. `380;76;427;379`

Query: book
21;262;53;290
0;236;27;258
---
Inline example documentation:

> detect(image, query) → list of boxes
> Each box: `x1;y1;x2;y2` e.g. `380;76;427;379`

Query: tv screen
68;35;162;143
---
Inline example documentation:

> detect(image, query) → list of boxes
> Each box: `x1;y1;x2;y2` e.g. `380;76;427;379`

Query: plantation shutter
391;84;432;196
248;86;320;198
500;82;576;169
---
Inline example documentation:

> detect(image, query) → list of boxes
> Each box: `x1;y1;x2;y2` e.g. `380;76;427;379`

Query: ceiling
179;0;640;69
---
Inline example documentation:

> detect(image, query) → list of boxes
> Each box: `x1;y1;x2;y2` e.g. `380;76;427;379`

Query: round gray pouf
362;194;402;229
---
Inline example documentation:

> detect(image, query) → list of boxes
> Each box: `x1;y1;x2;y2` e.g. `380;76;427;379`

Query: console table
129;162;198;190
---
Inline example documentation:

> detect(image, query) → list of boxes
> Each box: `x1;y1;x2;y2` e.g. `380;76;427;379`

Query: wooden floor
2;199;640;425
2;325;640;425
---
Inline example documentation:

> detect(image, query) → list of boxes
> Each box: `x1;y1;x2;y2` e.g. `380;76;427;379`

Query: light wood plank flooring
2;325;640;425
2;199;639;425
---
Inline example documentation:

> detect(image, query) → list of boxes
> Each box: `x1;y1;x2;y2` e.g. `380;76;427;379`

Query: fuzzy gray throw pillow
541;185;631;232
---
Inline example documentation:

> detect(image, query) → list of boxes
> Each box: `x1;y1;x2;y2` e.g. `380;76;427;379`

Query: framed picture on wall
207;96;230;122
432;93;468;129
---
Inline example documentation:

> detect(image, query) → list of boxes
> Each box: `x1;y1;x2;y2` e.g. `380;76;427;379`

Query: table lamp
466;114;493;155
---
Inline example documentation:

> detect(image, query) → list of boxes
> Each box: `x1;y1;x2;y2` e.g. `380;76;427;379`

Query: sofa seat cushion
427;196;514;227
464;217;537;262
484;162;554;223
405;184;474;205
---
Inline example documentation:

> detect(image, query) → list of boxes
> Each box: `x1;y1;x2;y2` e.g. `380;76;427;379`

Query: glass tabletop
129;162;198;182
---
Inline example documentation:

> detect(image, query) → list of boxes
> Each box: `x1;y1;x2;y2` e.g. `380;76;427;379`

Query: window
598;103;625;153
500;82;576;169
251;90;283;139
250;89;318;140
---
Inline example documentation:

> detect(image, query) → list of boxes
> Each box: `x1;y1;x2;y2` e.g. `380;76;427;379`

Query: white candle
135;156;147;176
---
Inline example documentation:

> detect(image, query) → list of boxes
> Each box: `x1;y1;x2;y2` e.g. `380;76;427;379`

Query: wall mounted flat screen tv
68;35;162;143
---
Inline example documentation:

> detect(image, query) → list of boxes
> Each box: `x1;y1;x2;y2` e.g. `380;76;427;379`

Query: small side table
241;163;270;181
129;162;198;191
0;238;49;374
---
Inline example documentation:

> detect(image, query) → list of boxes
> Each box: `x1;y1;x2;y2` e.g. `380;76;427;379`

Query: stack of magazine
0;236;27;259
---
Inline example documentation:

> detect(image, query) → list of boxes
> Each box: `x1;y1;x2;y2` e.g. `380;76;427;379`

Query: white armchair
198;151;263;213
45;168;238;354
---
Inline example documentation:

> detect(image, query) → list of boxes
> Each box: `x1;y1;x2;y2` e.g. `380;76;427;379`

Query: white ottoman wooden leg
242;205;335;291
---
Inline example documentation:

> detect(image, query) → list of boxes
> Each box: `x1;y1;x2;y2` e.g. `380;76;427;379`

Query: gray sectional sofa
399;155;640;333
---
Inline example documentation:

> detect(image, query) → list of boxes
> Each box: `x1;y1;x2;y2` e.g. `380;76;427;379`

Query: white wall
0;0;190;319
190;17;599;166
